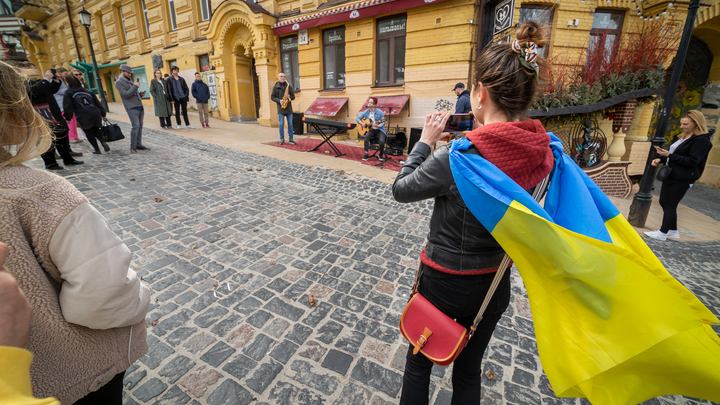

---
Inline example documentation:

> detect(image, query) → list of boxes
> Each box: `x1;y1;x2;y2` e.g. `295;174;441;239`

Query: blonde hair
0;60;52;168
682;110;708;136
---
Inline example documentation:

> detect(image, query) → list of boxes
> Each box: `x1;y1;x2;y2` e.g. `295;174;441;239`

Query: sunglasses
74;73;82;76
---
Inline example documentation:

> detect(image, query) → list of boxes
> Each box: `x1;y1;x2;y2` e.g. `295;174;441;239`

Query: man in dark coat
167;66;194;129
191;72;211;128
270;72;296;145
27;66;83;170
453;82;471;114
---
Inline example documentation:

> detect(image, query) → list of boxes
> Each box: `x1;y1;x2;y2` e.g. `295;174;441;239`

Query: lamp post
628;0;701;227
78;8;109;112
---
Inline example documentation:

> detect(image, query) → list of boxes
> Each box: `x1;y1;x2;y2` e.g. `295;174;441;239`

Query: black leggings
84;126;103;152
40;125;72;166
400;265;511;405
73;371;125;405
159;116;172;128
659;181;690;233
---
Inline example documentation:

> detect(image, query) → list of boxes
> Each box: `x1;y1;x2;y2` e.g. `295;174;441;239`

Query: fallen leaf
150;319;159;326
256;168;262;171
546;383;554;392
129;178;135;181
247;168;254;172
308;294;317;307
484;370;497;380
269;260;277;266
154;197;164;203
253;228;258;232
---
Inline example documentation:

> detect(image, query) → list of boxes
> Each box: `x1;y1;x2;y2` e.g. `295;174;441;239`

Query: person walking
191;72;211;128
453;82;471;114
115;64;150;153
26;66;84;170
63;75;109;155
167;66;194;129
270;72;296;145
0;59;150;405
392;21;552;404
149;69;173;130
356;97;386;161
645;110;713;241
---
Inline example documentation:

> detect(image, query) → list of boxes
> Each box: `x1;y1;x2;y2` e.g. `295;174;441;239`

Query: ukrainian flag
449;135;720;404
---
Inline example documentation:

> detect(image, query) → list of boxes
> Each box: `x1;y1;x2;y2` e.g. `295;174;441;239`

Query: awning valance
359;95;409;116
305;97;349;116
272;0;449;36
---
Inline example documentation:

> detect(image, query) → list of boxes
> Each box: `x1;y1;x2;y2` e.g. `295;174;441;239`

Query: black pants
73;371;125;405
84;126;105;153
159;116;172;128
400;265;511;405
174;100;190;126
364;129;386;156
41;125;73;167
659;181;690;233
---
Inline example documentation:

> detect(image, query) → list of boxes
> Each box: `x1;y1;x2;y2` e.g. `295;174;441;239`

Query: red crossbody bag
398;175;549;366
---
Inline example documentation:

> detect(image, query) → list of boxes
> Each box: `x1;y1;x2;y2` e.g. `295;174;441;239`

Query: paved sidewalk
38;120;719;405
102;102;720;243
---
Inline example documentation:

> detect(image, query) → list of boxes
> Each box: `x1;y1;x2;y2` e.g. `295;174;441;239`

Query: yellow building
15;0;720;186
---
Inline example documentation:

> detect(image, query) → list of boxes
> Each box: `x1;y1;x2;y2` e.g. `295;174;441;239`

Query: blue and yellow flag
449;135;720;404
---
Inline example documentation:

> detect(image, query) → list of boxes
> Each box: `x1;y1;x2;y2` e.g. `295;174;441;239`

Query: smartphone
50;68;57;74
443;113;474;133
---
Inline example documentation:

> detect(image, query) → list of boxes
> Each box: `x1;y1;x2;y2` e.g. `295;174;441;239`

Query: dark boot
100;138;110;152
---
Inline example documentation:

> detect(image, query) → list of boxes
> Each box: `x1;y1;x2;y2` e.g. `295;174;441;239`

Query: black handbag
101;120;125;142
656;164;672;182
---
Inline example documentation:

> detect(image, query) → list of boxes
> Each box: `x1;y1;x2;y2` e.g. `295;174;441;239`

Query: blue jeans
278;113;294;140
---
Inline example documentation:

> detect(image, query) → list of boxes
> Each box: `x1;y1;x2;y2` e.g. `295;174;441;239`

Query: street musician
356;97;387;161
271;72;296;145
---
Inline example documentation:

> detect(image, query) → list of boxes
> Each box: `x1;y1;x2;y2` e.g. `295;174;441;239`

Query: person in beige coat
0;60;151;404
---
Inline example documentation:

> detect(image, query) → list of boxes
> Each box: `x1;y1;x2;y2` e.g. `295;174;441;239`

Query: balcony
15;4;52;23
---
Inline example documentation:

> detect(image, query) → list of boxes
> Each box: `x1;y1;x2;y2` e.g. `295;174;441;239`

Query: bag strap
467;172;551;342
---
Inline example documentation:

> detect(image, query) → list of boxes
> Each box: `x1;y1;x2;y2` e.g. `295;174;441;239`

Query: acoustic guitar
357;118;387;137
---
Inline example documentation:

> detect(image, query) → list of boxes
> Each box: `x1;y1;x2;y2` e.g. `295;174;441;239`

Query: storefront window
376;15;406;86
323;27;345;89
518;6;553;58
280;35;300;90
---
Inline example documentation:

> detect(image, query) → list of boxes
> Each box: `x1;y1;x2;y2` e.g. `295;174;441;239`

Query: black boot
100;138;110;152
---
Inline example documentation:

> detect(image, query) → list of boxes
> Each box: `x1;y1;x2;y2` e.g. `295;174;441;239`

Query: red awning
305;97;349;116
272;0;450;36
359;95;409;116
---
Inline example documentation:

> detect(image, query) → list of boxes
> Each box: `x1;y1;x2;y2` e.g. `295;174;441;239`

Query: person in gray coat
115;65;150;153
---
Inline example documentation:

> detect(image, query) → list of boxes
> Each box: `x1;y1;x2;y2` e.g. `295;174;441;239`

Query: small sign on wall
493;0;515;35
298;29;309;45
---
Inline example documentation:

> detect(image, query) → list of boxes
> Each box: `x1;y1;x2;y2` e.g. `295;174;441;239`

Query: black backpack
72;91;99;112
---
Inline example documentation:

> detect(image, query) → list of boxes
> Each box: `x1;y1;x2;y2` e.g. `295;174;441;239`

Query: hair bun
516;21;549;49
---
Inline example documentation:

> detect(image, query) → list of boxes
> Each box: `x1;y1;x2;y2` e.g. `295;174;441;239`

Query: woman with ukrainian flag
394;20;720;405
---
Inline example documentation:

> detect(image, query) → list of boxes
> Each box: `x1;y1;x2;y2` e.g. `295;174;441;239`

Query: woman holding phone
645;110;713;241
392;21;552;404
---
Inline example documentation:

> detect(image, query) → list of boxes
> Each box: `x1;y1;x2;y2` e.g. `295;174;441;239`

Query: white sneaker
177;125;182;129
644;230;667;241
667;230;680;239
186;125;195;129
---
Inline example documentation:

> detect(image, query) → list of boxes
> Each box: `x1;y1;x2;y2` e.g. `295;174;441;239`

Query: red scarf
465;120;554;190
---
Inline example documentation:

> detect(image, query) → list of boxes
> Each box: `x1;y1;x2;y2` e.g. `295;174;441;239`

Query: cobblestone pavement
29;122;720;405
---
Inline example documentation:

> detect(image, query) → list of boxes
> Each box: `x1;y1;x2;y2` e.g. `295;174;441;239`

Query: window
198;54;211;71
518;6;553;58
280;35;300;90
200;0;211;21
168;0;178;30
168;59;178;72
141;0;151;38
588;10;624;68
376;15;406;86
97;12;109;50
323;27;345;89
119;7;128;44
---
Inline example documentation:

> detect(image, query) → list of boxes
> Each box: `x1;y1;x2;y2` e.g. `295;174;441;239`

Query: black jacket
393;142;507;271
62;87;106;130
28;79;68;131
167;75;190;102
455;90;471;114
270;81;295;114
661;130;714;184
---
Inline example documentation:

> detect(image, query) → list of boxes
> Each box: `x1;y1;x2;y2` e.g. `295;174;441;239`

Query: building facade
15;0;720;186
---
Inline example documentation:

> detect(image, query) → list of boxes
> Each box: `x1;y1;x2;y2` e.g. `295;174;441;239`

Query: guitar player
356;97;386;161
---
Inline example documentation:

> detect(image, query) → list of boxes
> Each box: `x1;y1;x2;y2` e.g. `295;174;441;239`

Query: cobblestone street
29;122;720;405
